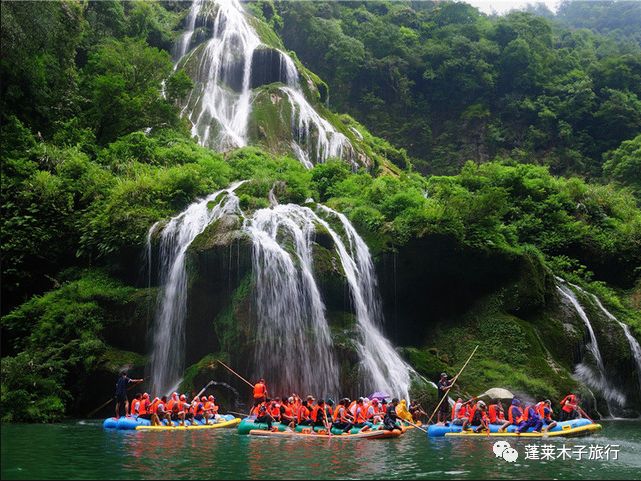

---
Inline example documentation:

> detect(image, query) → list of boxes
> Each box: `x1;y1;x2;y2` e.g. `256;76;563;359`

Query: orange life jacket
271;403;281;418
282;404;293;418
452;403;467;420
253;383;266;399
488;404;504;423
536;402;552;419
298;405;310;421
130;399;140;416
149;399;160;415
311;405;324;423
138;399;149;415
332;406;342;422
355;405;367;424
508;405;523;424
167;399;176;412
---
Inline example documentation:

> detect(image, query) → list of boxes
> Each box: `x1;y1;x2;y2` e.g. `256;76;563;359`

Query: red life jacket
271;403;281;418
130;399;140;416
253;383;266;399
561;394;576;413
282;404;293;418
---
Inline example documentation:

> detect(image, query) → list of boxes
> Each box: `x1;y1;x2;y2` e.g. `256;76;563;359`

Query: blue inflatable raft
103;414;237;430
427;418;602;438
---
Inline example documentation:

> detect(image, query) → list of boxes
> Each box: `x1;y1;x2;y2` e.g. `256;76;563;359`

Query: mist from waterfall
556;280;627;415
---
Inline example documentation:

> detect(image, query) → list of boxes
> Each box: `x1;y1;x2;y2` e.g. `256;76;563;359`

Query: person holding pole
114;371;143;419
253;378;268;407
437;372;453;424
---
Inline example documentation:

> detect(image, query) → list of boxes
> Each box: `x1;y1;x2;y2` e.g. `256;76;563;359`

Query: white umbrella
480;388;514;400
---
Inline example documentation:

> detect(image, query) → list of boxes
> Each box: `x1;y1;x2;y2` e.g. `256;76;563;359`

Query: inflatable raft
103;414;238;430
249;428;402;440
427;418;602;438
238;418;413;436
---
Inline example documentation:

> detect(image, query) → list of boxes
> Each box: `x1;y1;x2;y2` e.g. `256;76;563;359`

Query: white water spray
148;182;244;395
174;0;355;166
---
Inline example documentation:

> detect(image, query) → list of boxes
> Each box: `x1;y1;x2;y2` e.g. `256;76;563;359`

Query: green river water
1;420;640;480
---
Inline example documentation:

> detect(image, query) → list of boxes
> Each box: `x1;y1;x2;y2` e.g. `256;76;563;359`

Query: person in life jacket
138;393;152;420
396;399;413;423
130;394;142;417
171;394;188;426
462;400;489;433
367;399;383;424
204;395;218;425
353;399;372;431
559;393;579;421
311;399;328;427
488;400;506;425
451;397;469;426
297;400;313;426
255;399;273;430
270;397;281;422
280;397;295;425
517;403;544;433
332;399;354;434
384;398;402;432
253;379;268;407
536;399;558;432
151;396;171;426
498;398;524;432
191;397;206;423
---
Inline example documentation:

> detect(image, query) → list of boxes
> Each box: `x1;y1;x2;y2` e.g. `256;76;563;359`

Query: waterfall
316;205;413;399
245;205;339;397
556;280;627;414
174;0;355;166
147;185;411;398
147;182;244;395
586;291;641;395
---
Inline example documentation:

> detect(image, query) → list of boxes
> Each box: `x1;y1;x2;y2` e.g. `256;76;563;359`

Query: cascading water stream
245;205;339;397
556;280;627;415
582;288;641;395
316;205;413;400
147;185;412;398
148;182;245;395
174;0;355;166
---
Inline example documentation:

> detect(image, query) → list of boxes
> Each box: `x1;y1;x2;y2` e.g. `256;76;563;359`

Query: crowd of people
448;392;584;434
114;371;586;433
114;371;224;426
248;378;427;432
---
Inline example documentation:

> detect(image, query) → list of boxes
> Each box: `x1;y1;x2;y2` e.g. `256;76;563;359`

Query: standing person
114;371;143;419
437;372;453;424
383;398;403;432
253;379;268;407
559;393;579;421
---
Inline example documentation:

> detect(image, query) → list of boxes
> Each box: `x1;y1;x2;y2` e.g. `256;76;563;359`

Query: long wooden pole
426;344;479;425
217;359;253;388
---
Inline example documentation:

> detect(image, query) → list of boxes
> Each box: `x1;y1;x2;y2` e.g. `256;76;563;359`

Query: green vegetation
1;0;640;421
274;1;641;177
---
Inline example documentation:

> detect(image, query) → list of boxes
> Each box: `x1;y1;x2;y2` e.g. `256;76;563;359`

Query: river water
2;420;640;479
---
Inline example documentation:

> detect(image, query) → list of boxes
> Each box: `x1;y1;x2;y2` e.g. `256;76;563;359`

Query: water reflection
2;421;640;480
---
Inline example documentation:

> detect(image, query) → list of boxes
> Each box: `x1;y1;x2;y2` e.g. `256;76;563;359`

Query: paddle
577;406;595;423
216;359;254;388
228;410;251;418
86;379;143;418
403;419;428;434
426;345;479;425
